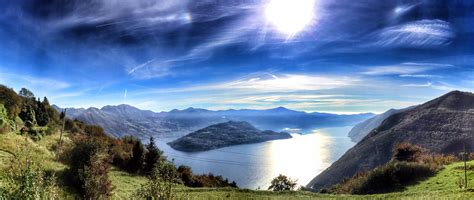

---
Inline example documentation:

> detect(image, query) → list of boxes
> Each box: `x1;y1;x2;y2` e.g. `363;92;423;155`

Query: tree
143;137;164;175
0;85;22;119
129;139;145;173
35;98;50;126
18;88;35;99
268;174;297;191
19;104;36;127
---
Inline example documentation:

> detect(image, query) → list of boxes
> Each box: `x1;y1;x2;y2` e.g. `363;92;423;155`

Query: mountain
54;105;374;139
168;121;292;152
307;91;474;191
348;107;414;142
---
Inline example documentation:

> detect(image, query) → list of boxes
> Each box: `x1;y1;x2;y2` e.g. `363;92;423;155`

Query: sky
0;0;473;114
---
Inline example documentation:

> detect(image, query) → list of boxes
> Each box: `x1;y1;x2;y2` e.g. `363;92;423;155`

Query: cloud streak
362;62;453;76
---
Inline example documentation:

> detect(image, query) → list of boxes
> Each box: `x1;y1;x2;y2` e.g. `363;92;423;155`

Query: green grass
2;130;474;199
109;168;147;199
404;161;474;193
0;131;74;198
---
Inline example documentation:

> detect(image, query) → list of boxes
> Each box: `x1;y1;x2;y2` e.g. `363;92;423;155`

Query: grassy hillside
2;130;474;199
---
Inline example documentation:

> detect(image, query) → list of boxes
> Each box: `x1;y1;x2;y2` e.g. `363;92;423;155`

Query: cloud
216;73;360;91
371;20;455;48
399;74;442;78
402;82;433;87
362;62;453;76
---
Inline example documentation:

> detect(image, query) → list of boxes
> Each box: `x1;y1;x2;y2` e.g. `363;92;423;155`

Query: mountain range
168;121;292;152
53;105;374;139
307;90;474;191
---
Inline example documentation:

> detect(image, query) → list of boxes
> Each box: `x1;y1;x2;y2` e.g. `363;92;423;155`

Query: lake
156;126;355;189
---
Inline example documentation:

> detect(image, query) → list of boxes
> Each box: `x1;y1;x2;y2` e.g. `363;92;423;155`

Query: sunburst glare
265;0;316;37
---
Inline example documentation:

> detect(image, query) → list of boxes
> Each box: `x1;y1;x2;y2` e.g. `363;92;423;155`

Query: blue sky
0;0;472;114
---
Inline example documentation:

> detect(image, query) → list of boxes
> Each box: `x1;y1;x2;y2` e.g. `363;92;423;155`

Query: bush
81;153;114;199
64;135;113;199
332;162;436;194
133;161;180;200
0;104;15;133
176;165;238;188
268;174;297;191
392;142;424;162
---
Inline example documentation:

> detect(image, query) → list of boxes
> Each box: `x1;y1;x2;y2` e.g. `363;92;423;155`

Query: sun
265;0;316;37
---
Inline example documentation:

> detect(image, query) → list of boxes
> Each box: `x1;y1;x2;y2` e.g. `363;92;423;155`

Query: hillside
2;133;473;199
348;107;413;142
54;105;374;139
168;121;292;152
308;90;474;191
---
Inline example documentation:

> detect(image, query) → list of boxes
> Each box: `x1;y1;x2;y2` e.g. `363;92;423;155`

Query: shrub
268;174;297;191
177;165;194;186
332;162;436;194
81;153;114;199
64;135;114;199
0;104;15;133
176;165;238;188
133;161;180;200
392;142;424;162
84;125;106;137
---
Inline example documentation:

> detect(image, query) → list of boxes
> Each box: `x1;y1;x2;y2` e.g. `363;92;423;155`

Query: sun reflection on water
265;128;345;187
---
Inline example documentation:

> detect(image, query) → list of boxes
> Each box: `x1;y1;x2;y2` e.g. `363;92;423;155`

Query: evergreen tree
129;140;144;173
35;98;50;126
42;97;50;106
19;104;36;126
143;137;163;175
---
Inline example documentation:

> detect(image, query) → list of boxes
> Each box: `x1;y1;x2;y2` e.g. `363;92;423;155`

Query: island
168;121;292;152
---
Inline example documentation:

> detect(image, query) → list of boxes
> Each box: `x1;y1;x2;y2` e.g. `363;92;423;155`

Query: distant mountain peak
272;106;289;111
171;107;209;113
101;104;138;110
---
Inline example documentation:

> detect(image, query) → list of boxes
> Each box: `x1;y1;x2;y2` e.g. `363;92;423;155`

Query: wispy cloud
399;74;442;78
402;82;433;87
371;19;455;49
362;62;453;76
214;73;360;91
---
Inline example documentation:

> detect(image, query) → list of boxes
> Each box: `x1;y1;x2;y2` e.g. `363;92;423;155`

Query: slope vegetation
308;91;474;191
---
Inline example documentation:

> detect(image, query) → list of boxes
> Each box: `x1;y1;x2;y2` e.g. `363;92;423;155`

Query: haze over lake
156;126;354;189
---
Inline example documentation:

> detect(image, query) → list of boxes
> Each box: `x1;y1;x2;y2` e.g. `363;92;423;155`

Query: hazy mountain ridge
308;90;474;191
168;121;293;152
53;105;374;139
348;107;414;142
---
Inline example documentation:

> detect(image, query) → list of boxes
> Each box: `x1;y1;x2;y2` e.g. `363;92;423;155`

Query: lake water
156;126;355;189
